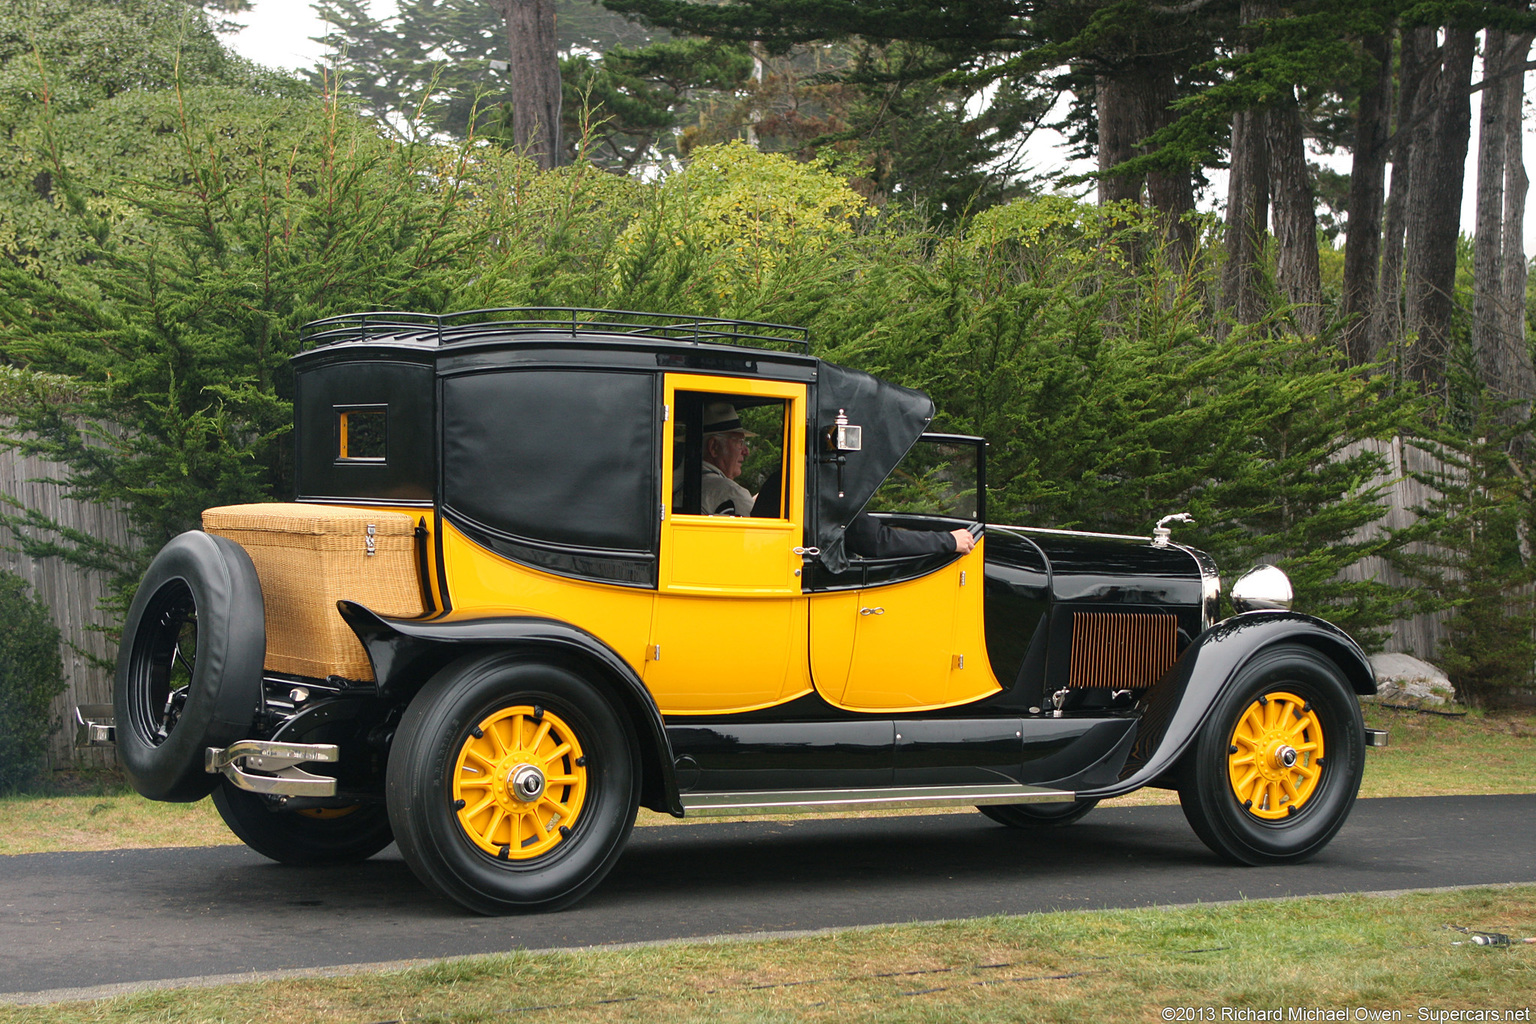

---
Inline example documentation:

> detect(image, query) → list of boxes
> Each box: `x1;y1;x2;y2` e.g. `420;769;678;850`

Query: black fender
1081;611;1374;800
338;601;681;816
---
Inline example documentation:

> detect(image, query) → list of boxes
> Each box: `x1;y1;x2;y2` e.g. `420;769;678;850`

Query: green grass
2;886;1533;1022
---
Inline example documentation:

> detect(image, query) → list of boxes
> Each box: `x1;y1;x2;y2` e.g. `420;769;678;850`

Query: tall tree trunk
1220;0;1275;336
1403;27;1475;392
1142;66;1196;274
1472;27;1536;420
1096;71;1144;206
488;0;562;169
1342;30;1392;365
1376;25;1424;366
1269;94;1323;335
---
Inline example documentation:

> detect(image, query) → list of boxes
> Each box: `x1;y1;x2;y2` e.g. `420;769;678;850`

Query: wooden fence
1335;435;1454;661
0;443;131;770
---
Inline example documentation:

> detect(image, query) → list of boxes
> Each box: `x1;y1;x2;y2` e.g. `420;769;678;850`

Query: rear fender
1084;611;1374;799
338;601;681;815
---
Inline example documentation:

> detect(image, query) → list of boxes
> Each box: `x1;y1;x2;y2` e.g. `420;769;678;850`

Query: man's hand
950;528;976;554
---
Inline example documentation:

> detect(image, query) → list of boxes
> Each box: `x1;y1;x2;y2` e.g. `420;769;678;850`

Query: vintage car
89;309;1388;914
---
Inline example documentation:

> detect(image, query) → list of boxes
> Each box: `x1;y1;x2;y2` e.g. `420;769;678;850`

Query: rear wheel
212;781;394;865
980;798;1099;828
386;654;638;914
1178;644;1364;865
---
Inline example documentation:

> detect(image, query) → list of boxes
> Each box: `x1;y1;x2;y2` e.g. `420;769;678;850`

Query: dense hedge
0;572;66;790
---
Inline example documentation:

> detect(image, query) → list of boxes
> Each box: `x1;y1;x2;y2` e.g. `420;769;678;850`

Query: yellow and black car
98;309;1387;914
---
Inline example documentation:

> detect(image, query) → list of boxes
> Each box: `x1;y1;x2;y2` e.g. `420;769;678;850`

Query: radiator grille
1068;611;1178;689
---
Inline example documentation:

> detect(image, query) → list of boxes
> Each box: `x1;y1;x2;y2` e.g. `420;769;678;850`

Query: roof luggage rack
299;307;811;352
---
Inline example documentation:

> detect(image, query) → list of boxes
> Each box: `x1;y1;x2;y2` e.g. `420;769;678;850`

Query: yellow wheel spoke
485;721;509;761
450;703;590;860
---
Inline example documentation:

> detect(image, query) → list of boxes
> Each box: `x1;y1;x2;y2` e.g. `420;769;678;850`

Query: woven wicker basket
202;503;426;681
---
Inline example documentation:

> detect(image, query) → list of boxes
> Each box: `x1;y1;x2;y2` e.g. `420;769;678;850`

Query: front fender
1082;611;1373;799
338;601;681;816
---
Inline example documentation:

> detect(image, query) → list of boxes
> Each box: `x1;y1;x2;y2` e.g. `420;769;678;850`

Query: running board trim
679;783;1076;817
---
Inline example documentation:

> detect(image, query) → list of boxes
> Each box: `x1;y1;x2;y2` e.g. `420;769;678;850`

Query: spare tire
115;531;266;802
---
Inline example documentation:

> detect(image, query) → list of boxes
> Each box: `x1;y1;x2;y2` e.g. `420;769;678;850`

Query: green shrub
0;572;66;790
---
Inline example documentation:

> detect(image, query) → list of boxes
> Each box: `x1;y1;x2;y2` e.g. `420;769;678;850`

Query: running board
679;782;1076;818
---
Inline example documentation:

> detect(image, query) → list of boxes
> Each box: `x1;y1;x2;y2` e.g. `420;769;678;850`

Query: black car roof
292;308;935;554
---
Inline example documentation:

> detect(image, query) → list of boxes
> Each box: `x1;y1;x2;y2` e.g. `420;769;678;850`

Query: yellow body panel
439;520;655;676
810;538;1001;712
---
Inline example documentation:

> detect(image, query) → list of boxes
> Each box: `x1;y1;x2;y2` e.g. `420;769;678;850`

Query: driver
700;402;756;515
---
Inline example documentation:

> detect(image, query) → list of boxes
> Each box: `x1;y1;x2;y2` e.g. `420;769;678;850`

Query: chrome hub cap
508;763;546;803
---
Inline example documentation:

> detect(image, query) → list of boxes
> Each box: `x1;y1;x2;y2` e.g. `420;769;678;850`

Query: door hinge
662;403;670;422
960;570;967;586
660;502;667;522
649;644;661;661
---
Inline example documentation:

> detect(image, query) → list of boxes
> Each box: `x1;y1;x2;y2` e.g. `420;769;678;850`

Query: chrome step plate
679;782;1076;818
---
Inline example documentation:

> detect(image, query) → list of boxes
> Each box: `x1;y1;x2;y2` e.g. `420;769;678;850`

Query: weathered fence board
0;443;131;770
1336;435;1455;660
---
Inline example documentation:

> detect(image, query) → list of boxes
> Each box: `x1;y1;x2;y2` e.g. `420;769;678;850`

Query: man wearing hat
700;401;756;515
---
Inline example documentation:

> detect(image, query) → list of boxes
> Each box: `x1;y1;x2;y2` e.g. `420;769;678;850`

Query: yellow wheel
1178;644;1365;865
387;654;639;913
452;706;590;860
1225;690;1324;819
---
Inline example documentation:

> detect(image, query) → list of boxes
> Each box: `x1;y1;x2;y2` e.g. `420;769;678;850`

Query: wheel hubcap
1227;690;1325;820
452;706;588;860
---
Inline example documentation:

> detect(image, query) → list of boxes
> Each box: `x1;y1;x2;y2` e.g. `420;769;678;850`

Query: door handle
792;546;821;556
859;607;884;616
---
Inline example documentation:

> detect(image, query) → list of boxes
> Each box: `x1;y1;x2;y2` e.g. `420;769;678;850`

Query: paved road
2;794;1533;1000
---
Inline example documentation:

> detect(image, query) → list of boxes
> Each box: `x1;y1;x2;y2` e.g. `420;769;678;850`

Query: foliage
311;0;751;170
0;76;1416;643
0;83;512;606
611;140;868;310
1401;416;1536;707
0;571;66;790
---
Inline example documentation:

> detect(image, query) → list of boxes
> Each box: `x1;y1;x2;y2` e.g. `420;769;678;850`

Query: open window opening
672;391;789;519
865;434;985;522
337;406;387;462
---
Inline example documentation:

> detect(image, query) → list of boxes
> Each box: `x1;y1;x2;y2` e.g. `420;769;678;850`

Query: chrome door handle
859;607;884;616
793;546;821;556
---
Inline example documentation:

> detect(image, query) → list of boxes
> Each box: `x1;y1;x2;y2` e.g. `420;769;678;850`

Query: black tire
115;531;266;802
212;781;394;865
1177;644;1365;865
980;797;1100;828
386;653;639;914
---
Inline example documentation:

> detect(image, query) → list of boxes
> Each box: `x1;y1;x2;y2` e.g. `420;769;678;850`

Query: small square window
338;407;387;461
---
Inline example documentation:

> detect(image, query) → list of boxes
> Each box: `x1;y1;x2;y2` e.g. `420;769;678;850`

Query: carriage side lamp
823;409;863;497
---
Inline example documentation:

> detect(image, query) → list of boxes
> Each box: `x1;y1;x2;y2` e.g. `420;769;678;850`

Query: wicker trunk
202;504;426;681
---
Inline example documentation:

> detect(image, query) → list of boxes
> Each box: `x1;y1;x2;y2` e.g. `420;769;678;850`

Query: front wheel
386;654;639;914
1177;644;1365;865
